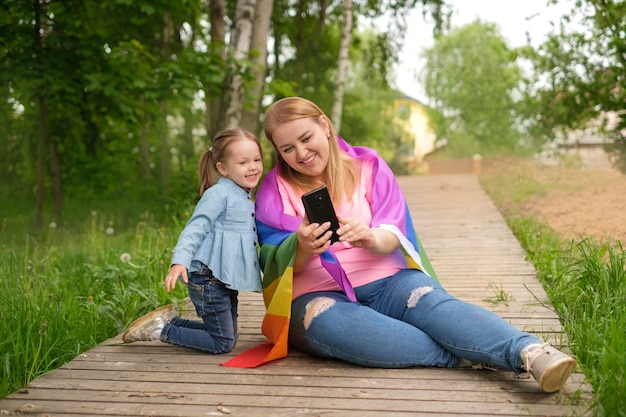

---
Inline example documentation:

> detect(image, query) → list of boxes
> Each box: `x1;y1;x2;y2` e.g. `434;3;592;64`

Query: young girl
122;127;264;354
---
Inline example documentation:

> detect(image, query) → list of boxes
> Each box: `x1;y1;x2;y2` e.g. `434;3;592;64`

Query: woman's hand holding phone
297;216;333;254
301;186;340;244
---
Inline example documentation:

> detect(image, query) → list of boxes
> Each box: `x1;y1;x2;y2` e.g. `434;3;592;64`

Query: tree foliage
0;0;445;227
519;0;626;171
267;0;446;115
421;19;524;157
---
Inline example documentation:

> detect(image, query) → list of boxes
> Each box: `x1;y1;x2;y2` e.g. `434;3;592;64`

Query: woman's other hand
337;217;400;255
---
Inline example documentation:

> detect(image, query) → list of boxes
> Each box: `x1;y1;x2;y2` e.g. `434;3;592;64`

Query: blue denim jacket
171;177;262;292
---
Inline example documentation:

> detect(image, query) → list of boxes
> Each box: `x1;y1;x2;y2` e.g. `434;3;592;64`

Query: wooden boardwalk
0;175;591;417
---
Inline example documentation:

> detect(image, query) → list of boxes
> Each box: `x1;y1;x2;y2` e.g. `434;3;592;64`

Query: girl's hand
297;216;333;255
165;264;187;292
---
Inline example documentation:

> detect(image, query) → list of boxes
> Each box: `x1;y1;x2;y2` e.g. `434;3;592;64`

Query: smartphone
301;185;340;244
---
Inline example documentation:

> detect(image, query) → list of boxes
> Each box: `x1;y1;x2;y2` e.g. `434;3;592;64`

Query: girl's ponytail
197;149;218;197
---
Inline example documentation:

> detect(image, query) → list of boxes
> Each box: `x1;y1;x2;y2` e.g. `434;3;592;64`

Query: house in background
538;111;621;170
393;95;437;173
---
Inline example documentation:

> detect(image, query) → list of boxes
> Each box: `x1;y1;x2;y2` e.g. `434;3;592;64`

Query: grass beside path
480;157;626;417
0;207;190;400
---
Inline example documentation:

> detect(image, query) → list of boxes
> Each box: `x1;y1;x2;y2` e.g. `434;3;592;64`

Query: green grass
484;281;515;306
481;159;626;417
0;208;190;400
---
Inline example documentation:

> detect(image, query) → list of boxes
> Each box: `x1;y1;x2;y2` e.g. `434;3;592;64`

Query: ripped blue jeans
289;268;541;370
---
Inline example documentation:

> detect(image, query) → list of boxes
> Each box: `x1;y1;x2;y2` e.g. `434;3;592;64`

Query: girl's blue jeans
289;268;541;370
161;269;238;354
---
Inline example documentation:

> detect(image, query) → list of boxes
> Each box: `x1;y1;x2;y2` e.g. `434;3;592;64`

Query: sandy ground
487;160;626;244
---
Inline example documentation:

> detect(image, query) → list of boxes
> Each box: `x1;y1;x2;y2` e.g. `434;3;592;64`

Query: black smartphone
301;185;340;243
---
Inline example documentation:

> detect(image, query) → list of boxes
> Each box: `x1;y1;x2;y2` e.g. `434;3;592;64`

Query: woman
224;97;576;393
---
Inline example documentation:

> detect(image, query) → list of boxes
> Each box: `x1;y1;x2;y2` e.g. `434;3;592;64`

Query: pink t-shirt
277;161;407;299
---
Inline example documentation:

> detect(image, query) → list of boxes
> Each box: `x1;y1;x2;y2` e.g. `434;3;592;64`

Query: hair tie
209;146;213;152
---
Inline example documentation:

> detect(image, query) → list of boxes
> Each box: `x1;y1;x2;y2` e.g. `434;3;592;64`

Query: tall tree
267;0;446;122
205;0;227;137
1;0;211;221
520;0;626;170
421;19;523;156
33;0;51;226
160;12;172;195
240;0;275;135
330;0;353;133
340;29;414;172
219;0;257;129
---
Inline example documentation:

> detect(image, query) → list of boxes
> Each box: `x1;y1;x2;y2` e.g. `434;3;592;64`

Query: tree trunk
33;0;47;228
160;99;169;196
240;0;274;135
205;0;226;137
49;137;62;217
180;106;195;171
161;12;171;196
271;25;284;82
220;0;257;129
140;96;151;181
293;0;306;51
317;0;328;44
34;93;47;228
331;0;353;133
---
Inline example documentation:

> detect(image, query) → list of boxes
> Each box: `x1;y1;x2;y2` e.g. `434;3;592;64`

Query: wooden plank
0;174;592;417
0;399;587;417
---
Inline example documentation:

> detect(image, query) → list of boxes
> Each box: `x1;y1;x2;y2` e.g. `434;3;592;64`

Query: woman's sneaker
122;304;176;343
522;343;577;393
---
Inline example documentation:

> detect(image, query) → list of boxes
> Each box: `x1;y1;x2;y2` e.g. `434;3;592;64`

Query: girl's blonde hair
263;97;358;203
198;127;262;197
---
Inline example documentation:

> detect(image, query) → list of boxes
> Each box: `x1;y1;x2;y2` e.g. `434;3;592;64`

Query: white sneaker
521;343;577;393
122;304;176;343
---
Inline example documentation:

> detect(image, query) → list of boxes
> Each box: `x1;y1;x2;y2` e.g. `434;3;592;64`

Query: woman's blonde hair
197;127;262;197
263;97;358;203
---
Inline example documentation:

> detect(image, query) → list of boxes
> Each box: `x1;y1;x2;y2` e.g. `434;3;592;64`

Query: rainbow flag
221;139;437;368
